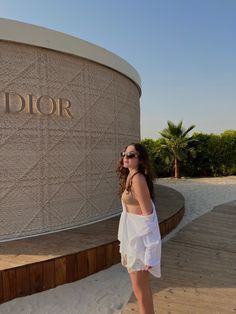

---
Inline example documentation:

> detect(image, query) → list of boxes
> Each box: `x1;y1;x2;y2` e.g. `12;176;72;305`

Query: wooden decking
0;184;184;304
122;200;236;314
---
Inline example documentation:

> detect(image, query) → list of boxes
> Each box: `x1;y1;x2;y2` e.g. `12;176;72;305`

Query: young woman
117;143;161;314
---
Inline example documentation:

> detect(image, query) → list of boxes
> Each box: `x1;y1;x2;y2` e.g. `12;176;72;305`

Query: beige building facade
0;19;141;241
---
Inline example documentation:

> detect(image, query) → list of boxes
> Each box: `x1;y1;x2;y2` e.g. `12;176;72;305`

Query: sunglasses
121;151;139;159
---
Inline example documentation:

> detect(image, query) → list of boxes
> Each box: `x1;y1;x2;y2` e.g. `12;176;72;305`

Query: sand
0;176;235;314
0;263;131;314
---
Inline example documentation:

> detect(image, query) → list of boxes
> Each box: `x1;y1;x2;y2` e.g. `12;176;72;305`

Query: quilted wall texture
0;41;140;241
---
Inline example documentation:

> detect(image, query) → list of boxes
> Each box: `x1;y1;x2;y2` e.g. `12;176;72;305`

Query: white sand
0;176;235;314
0;264;132;314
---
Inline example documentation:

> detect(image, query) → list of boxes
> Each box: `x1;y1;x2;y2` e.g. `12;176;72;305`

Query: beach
0;176;235;314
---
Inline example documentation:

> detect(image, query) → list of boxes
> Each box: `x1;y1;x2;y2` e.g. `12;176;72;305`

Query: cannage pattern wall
0;41;140;240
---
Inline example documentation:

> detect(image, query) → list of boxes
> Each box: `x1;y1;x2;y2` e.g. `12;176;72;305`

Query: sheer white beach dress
118;200;161;277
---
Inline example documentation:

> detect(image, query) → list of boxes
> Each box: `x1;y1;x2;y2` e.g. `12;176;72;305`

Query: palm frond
182;125;196;137
159;120;197;176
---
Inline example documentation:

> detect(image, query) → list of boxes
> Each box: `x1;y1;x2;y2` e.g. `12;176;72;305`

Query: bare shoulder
132;173;147;186
132;173;152;213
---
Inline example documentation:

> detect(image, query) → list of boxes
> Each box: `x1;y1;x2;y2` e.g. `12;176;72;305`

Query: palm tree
159;120;196;178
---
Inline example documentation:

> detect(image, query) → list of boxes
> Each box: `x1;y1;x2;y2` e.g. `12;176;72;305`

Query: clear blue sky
1;0;235;139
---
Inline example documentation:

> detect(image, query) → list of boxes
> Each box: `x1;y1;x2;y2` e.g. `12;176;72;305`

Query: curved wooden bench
0;184;184;303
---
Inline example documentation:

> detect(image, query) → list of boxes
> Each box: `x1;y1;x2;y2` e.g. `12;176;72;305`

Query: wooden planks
2;269;16;302
160;207;184;238
55;257;66;286
16;266;30;297
42;260;55;290
77;251;88;279
122;201;236;314
0;271;3;303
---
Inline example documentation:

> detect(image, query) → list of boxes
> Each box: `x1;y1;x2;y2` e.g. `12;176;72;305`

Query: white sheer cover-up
118;200;161;277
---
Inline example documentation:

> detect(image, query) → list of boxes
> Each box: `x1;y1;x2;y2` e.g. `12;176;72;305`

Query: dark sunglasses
121;151;139;159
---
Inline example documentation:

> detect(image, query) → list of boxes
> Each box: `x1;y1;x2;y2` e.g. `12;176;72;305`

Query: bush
141;130;236;177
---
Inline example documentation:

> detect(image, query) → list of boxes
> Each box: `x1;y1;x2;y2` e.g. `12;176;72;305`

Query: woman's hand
144;265;152;271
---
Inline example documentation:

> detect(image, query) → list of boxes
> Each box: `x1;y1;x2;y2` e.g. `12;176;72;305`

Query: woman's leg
129;270;154;314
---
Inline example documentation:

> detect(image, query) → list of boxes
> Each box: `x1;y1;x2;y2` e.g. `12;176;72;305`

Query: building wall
0;41;140;240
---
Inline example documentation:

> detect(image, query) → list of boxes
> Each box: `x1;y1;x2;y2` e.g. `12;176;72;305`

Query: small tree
159;120;196;178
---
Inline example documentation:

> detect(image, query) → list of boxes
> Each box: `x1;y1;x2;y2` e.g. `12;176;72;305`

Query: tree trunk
174;158;181;178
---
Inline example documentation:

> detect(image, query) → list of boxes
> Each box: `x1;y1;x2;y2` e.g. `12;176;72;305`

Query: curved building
0;18;141;241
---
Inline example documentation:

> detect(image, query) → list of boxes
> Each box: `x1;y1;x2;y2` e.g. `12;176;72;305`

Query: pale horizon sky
1;0;235;139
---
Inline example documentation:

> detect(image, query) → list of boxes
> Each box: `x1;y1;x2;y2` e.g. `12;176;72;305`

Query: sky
1;0;235;139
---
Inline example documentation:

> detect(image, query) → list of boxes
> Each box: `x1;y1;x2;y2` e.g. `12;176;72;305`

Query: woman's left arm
132;173;152;216
132;174;161;270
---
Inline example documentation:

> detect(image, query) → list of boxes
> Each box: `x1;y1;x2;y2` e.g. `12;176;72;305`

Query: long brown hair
116;143;154;200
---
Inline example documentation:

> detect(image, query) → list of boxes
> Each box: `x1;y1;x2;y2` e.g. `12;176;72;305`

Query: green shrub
141;130;236;177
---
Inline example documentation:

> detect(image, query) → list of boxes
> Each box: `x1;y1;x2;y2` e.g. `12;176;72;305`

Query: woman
117;143;161;314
